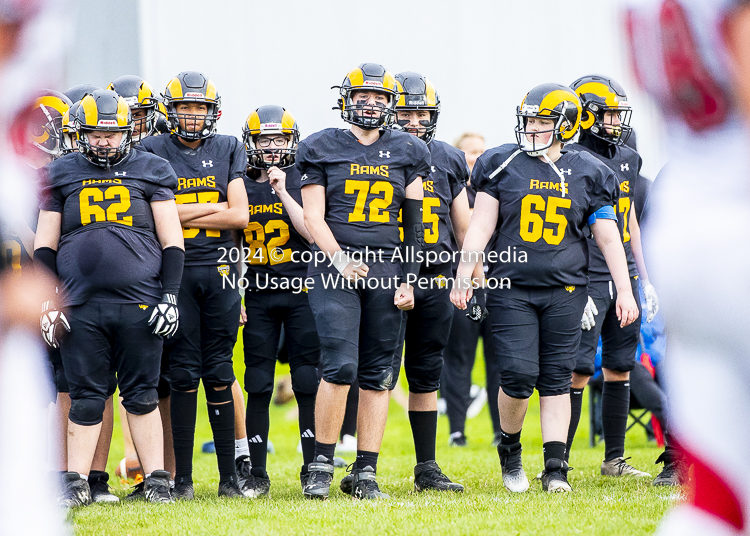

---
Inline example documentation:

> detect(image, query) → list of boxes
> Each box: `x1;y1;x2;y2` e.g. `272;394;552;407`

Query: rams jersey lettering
297;128;431;273
242;167;310;290
568;139;640;281
420;139;468;271
40;151;177;306
475;144;618;287
138;133;246;266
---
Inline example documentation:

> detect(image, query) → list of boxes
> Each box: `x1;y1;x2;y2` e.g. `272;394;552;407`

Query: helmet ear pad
580;109;596;130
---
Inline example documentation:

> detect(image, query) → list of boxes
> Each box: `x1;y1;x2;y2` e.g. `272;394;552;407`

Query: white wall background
72;0;665;178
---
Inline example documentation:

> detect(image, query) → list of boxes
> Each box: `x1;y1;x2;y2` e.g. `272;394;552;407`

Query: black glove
466;289;489;323
148;294;179;338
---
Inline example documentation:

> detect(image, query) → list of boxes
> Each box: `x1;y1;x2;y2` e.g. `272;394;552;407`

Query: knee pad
499;371;536;400
404;357;442;394
360;367;394;391
204;382;234;404
69;397;106;426
170;368;199;392
323;362;357;386
536;362;574;397
290;365;320;396
157;375;171;399
206;362;235;386
122;388;159;416
244;366;275;396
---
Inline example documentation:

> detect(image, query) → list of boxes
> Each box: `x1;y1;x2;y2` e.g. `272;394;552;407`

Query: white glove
148;294;179;338
643;281;659;323
581;296;598;331
40;301;70;348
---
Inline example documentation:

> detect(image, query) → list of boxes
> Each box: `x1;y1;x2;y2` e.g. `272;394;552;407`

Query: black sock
566;387;584;461
88;470;107;485
543;441;567;464
207;398;236;483
602;380;630;461
340;380;359;439
295;391;316;466
408;410;438;464
355;450;378;473
498;427;521;446
245;392;272;470
314;441;336;463
171;389;198;484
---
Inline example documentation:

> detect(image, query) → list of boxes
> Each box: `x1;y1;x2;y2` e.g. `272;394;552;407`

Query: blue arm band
587;205;617;225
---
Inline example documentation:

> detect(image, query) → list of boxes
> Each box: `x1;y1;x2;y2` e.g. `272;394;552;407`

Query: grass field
70;339;680;535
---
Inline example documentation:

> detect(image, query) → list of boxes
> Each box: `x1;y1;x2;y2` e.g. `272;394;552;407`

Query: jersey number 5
345;180;394;223
175;192;220;239
80;186;132;226
519;194;571;245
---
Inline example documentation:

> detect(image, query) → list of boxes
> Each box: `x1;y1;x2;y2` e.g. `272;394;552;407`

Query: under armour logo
202;160;213;167
431;165;436;173
559;168;572;175
621;163;629;171
379;151;390;158
300;174;308;181
114;171;127;177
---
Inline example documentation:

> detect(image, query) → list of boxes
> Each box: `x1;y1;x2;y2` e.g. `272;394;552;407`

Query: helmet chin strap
542;153;567;198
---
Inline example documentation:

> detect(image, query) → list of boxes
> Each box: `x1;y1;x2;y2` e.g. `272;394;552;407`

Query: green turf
70;337;679;535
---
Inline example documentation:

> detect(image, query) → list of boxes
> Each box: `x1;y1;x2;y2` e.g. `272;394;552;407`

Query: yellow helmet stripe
246;112;261;132
205;80;217;101
116;97;130;126
575;82;622;107
36;95;69;117
382;72;396;92
81;95;98;126
347;67;365;88
281;110;296;132
138;81;154;105
166;77;183;99
538;89;579;116
425;81;437;107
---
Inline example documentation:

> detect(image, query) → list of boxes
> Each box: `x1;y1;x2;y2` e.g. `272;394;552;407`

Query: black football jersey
2;212;35;273
475;144;618;287
296;128;431;274
40;151;177;306
138;133;247;266
2;231;31;273
420;140;468;269
568;139;640;281
242;167;310;290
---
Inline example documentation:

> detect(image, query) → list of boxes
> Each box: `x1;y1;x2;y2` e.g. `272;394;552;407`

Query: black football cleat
144;470;173;503
414;461;464;492
303;456;335;500
351;466;389;500
58;472;91;508
88;471;119;503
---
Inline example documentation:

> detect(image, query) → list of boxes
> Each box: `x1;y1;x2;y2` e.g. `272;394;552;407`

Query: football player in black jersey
107;75;159;144
384;71;478;492
138;71;249;499
107;73;179;489
565;75;659;479
451;84;639;493
35;90;184;506
299;63;430;500
238;105;320;497
16;90;118;502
